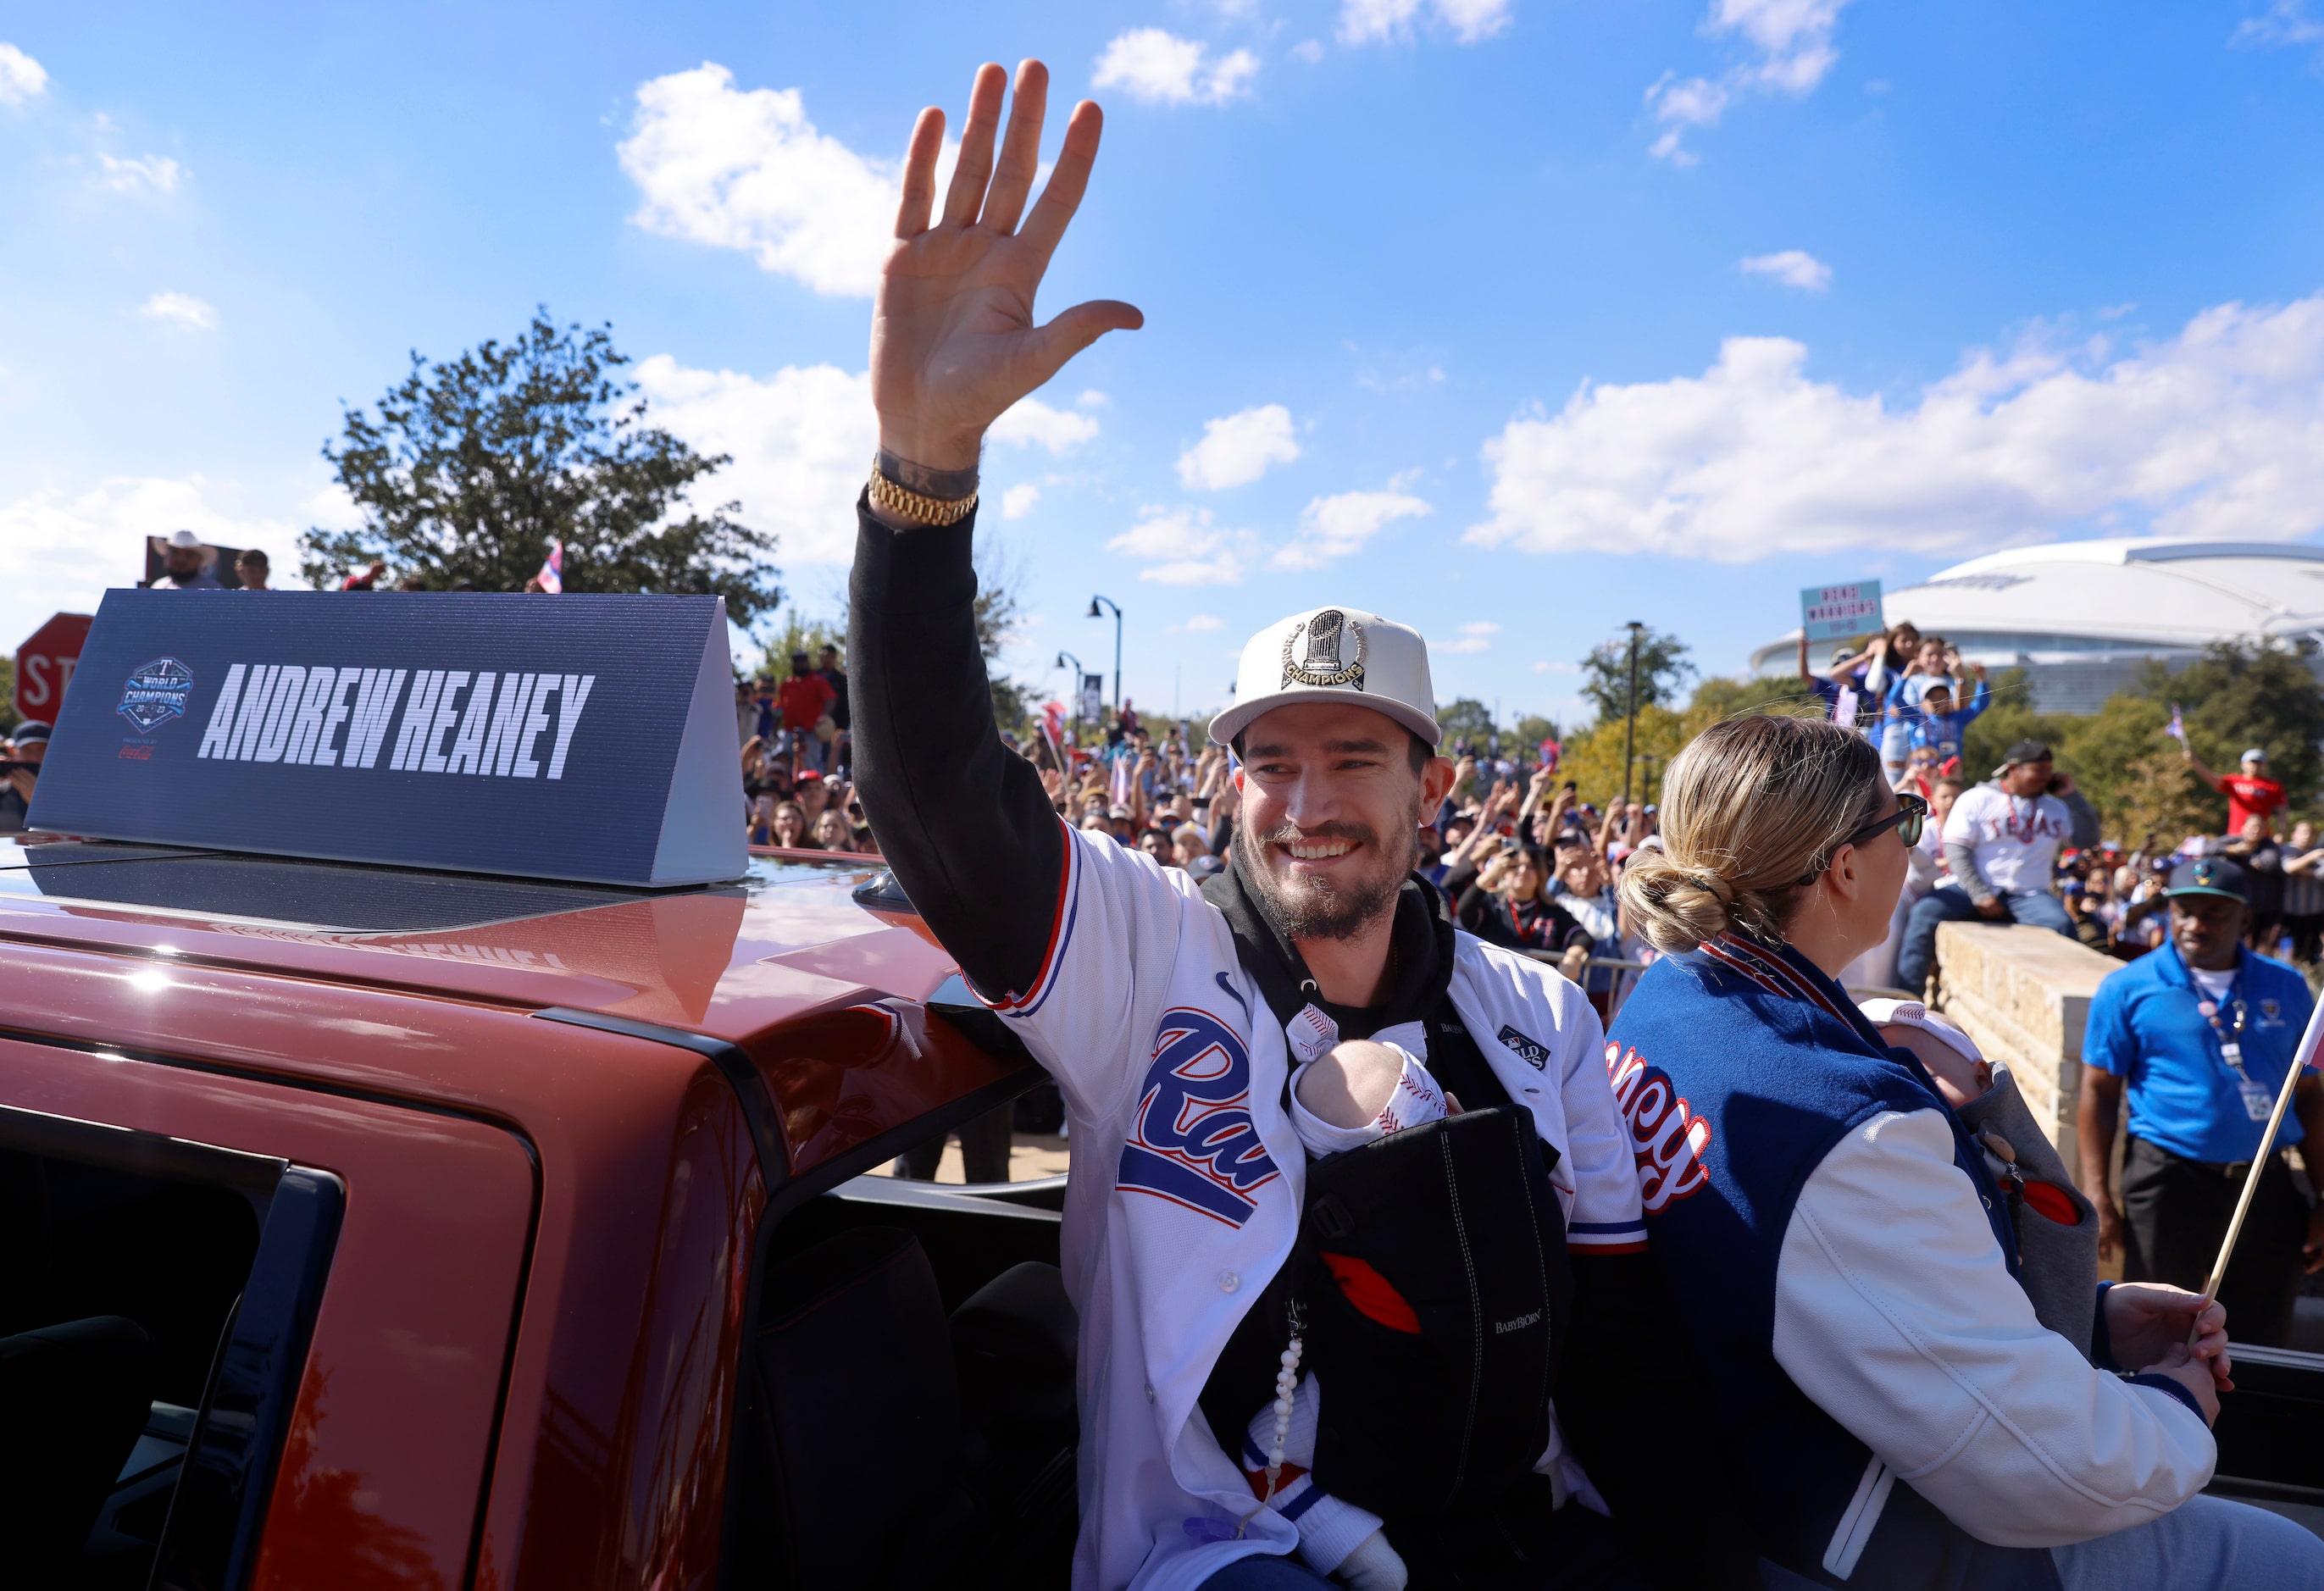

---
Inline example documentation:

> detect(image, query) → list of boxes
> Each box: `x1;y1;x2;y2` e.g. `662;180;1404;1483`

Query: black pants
2121;1134;2308;1347
896;1102;1014;1184
2282;911;2324;964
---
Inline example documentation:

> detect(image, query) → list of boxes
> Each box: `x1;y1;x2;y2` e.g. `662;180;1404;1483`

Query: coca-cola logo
1605;1041;1713;1211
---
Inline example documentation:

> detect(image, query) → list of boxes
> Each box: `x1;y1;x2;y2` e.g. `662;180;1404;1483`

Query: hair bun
1619;847;1733;954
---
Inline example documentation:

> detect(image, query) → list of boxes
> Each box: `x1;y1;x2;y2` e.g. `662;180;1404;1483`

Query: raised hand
872;60;1143;475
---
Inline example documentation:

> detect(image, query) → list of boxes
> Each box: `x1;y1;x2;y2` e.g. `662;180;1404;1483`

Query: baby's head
1878;1020;1992;1109
1294;1039;1411;1129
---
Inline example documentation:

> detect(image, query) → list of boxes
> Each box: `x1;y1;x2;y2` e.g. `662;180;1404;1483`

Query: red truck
2;839;1079;1590
3;835;2319;1589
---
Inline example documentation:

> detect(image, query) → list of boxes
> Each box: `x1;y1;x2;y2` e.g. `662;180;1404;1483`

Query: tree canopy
1579;626;1694;724
301;311;781;623
1435;697;1497;751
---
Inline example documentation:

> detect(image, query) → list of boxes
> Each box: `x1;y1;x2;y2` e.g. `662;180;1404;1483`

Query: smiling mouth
1280;839;1356;862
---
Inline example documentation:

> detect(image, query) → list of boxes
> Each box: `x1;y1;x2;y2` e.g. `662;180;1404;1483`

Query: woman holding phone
1606;713;2316;1589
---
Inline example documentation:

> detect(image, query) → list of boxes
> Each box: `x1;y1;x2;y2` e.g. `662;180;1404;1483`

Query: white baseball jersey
1940;784;2072;895
979;823;1646;1591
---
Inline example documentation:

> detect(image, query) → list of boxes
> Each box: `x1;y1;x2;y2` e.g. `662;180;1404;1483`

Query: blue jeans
1754;1494;2324;1590
1895;887;2074;991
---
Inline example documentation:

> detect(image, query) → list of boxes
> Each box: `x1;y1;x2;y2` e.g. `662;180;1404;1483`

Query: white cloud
1178;403;1300;490
1716;0;1851;92
990;395;1101;453
618;63;952;298
1293;38;1328;63
1093;30;1260;107
1076;389;1110;408
140;291;217;330
0;474;305;648
1468;293;2324;562
1433;621;1500;655
1339;0;1513;46
631;354;875;565
1739;250;1832;292
1646;0;1855;162
1183;613;1226;632
1107;506;1257;585
1270;488;1432;569
1531;660;1580;674
97;152;183;196
2235;1;2324;53
0;42;47;107
1001;483;1042;519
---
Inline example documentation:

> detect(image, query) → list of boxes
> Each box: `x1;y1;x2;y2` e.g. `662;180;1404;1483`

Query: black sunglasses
1797;794;1927;885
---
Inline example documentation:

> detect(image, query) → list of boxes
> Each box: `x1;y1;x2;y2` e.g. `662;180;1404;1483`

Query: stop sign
15;612;93;727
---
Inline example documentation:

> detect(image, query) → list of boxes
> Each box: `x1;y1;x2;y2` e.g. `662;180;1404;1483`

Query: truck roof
0;837;956;1045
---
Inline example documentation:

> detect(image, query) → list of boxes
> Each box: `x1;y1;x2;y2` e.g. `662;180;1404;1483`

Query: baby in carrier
1861;999;2103;1355
1217;1031;1451;1591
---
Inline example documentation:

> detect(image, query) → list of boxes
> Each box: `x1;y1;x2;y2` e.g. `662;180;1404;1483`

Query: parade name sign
1799;579;1883;648
31;590;745;887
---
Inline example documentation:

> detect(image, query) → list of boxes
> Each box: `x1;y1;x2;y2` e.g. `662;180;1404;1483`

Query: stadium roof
1750;538;2324;677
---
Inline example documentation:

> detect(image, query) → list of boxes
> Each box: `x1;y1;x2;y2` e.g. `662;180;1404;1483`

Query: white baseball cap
167;529;203;550
1208;605;1439;750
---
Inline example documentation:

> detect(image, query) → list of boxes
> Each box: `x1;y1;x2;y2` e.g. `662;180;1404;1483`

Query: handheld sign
1800;580;1883;649
28;590;745;888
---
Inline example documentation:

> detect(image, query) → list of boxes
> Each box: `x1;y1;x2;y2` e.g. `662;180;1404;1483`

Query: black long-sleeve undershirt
851;500;1758;1586
847;500;1063;1003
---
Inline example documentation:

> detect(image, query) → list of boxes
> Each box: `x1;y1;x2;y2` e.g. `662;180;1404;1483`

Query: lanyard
2193;969;2252;1077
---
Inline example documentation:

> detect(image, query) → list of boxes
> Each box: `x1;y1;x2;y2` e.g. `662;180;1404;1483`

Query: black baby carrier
1201;1104;1574;1521
1197;868;1577;1531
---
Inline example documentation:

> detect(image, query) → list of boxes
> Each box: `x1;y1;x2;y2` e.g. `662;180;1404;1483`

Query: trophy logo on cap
1280;608;1367;691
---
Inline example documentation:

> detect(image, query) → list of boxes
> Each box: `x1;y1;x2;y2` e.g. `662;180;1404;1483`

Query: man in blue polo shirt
2078;855;2324;1346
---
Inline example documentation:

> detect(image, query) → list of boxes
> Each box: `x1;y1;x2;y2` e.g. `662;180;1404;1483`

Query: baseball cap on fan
1208;606;1439;750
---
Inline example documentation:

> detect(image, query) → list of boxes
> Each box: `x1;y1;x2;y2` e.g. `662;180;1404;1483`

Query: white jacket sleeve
1772;1109;2214;1547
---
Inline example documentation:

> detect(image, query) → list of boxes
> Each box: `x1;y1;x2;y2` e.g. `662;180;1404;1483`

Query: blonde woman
1606;714;2315;1591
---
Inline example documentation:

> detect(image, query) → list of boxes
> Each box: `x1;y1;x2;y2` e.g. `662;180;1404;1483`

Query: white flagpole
2186;991;2324;1344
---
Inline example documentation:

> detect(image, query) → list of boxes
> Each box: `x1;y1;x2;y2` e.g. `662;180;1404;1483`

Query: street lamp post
1621;621;1645;808
1088;595;1123;727
1056;651;1084;748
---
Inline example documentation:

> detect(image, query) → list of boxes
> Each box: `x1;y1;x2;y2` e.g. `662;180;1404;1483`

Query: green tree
1960;668;2075;789
0;657;14;735
1689;673;1827;723
301;310;780;621
1579;627;1694;725
1512;713;1561;754
2145;640;2324;818
1436;697;1497;751
755;611;846;682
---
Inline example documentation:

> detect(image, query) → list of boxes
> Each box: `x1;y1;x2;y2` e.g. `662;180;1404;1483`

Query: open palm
871;60;1142;475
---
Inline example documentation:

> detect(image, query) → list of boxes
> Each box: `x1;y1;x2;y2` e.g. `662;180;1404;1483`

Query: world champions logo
1117;1008;1281;1226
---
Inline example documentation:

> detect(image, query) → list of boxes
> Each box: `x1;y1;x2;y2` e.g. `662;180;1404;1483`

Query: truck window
0;1105;341;1589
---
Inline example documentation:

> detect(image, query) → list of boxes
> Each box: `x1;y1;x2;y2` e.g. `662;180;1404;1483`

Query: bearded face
1234;776;1421;942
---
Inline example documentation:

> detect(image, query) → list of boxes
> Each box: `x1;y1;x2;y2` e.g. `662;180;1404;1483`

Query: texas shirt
1940;784;2072;895
2223;773;2286;834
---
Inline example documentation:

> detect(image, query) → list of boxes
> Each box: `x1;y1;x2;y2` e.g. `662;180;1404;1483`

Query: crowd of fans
1804;619;2319;996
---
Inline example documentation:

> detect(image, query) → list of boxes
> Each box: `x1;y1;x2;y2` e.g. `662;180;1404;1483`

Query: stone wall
1931;923;2122;1165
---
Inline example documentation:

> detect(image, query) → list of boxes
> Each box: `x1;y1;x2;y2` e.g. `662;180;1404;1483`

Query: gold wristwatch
868;466;979;527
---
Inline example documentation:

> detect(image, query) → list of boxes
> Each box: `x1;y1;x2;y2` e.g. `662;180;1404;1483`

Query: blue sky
6;3;2324;729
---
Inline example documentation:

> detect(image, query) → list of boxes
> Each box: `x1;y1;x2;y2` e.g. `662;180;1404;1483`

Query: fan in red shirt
776;651;837;775
2185;744;2287;834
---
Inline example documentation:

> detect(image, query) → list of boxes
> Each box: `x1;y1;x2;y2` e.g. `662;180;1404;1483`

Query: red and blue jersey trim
1700;931;1855;1026
976;813;1080;1019
1566;1217;1650;1255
